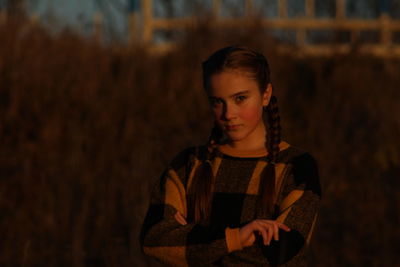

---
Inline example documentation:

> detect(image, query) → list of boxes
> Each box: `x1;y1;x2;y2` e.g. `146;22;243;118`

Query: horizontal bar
278;44;400;57
149;42;400;57
151;17;400;31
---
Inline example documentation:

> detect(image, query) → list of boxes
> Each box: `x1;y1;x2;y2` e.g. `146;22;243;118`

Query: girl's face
207;70;272;148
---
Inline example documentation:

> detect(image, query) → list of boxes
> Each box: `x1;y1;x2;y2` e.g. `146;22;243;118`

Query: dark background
1;2;400;266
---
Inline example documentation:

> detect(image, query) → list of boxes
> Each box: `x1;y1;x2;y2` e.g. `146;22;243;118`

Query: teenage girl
140;46;321;266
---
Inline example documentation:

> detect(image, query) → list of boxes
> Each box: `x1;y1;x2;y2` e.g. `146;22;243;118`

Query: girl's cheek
240;106;262;122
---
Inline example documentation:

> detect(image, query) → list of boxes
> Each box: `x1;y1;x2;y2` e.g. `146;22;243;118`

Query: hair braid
258;93;282;217
187;123;220;223
267;95;282;163
201;45;282;219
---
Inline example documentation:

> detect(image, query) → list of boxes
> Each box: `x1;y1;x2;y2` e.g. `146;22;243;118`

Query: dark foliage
0;17;399;266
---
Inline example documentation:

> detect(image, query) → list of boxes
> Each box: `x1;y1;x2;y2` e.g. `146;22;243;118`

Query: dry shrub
0;17;399;266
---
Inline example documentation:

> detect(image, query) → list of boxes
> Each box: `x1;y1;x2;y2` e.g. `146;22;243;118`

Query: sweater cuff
225;227;243;252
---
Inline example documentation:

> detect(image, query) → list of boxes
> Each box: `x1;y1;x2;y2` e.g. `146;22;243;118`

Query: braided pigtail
258;93;282;217
201;45;280;218
187;124;220;223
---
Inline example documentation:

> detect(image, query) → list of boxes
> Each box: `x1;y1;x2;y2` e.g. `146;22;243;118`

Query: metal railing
1;0;399;57
133;0;400;57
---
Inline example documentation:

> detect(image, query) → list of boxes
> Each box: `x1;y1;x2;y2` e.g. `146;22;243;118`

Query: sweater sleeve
262;152;322;266
140;157;233;266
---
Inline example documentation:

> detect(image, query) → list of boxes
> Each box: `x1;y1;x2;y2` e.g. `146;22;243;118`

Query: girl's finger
178;212;188;224
180;214;188;225
174;213;182;224
259;220;279;241
265;225;273;245
259;220;291;232
272;222;279;241
254;222;268;245
257;221;274;244
259;222;273;245
277;222;291;232
174;212;187;225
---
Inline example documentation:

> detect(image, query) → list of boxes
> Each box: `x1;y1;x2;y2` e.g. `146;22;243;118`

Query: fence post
128;0;140;44
379;0;391;48
93;12;102;42
336;0;345;19
380;13;391;47
0;10;6;24
278;0;287;18
128;13;138;44
212;0;221;18
142;0;153;44
245;0;254;18
305;0;314;17
297;0;315;46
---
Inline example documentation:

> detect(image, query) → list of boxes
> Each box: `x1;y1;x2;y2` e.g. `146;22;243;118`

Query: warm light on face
207;70;271;146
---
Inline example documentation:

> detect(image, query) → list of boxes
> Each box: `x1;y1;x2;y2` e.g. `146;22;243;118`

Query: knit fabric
140;141;321;266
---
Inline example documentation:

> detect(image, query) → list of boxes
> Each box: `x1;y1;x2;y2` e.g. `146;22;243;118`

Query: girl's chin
216;131;241;144
224;133;246;142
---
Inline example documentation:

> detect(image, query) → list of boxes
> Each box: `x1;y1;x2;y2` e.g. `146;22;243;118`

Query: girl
140;46;321;266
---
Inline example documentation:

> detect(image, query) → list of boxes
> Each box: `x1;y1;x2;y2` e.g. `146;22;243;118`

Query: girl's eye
210;98;222;107
235;95;247;103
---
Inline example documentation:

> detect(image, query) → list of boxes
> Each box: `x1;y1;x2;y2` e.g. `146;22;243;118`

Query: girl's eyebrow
229;90;250;98
208;90;250;100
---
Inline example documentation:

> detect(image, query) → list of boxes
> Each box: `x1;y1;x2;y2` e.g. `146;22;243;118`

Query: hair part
202;46;271;93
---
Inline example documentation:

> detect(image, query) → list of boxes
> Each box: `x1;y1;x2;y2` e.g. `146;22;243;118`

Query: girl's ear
262;83;273;106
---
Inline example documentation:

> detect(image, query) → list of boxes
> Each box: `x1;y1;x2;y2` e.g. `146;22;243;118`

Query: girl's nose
222;103;236;120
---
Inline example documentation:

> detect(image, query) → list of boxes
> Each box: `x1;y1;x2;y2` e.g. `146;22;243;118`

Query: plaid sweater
140;141;321;266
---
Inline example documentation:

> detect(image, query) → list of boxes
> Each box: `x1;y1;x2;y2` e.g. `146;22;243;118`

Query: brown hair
188;46;282;222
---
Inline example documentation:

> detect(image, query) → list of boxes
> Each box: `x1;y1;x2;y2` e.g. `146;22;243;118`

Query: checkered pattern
140;142;321;266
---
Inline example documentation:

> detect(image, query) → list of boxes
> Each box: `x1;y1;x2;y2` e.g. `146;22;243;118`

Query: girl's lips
225;124;241;130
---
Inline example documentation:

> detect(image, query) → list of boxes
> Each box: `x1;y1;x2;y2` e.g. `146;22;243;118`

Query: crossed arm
175;211;291;247
141;153;321;266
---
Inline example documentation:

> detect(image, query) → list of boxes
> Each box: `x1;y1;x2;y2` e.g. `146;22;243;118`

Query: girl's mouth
225;124;241;131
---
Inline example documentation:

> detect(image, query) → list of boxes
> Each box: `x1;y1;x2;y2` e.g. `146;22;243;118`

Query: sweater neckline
216;141;291;158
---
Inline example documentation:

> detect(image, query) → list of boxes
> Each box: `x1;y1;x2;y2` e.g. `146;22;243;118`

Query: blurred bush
0;16;399;266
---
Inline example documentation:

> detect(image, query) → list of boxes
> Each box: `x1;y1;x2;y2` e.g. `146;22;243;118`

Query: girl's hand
239;220;291;247
174;212;290;247
174;211;187;225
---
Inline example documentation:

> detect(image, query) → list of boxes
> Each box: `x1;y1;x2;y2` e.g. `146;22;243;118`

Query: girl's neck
218;140;290;158
224;122;267;152
223;141;266;152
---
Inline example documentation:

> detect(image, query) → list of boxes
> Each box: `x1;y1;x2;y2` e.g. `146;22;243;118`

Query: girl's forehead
207;70;259;97
218;69;254;79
